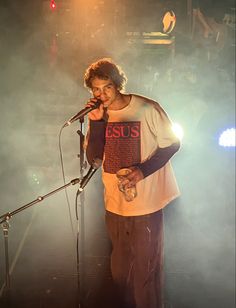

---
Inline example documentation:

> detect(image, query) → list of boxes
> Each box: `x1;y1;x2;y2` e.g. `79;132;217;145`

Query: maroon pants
105;210;164;308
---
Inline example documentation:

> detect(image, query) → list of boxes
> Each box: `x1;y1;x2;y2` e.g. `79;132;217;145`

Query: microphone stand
75;116;87;308
0;177;81;300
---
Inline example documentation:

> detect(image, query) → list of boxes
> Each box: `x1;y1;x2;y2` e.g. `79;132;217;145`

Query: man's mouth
102;99;110;105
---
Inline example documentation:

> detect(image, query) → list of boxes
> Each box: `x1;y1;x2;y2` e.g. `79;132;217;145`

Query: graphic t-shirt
102;94;180;216
103;121;141;173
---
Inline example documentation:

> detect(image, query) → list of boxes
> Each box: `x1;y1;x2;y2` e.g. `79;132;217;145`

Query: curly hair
84;58;127;91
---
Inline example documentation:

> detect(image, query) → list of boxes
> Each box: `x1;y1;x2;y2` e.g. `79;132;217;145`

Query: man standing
84;58;180;308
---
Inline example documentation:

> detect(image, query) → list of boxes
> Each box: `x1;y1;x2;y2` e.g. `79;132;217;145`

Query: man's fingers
86;98;102;108
127;169;143;182
123;170;142;188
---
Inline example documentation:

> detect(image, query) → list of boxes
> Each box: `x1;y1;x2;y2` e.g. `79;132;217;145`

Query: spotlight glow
218;128;236;147
172;123;184;141
50;0;56;10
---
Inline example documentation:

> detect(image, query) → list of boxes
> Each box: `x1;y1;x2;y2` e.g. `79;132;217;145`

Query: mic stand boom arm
0;177;80;294
0;178;80;224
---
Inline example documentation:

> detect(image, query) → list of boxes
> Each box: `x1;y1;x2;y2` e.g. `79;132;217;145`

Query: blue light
218;128;236;147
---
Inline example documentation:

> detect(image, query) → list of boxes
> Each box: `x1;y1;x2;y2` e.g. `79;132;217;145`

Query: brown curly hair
84;58;127;91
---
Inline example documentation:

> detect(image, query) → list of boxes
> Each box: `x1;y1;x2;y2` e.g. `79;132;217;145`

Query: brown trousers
105;210;164;308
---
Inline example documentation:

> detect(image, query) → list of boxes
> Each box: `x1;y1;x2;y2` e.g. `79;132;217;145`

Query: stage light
172;123;184;141
218;128;235;147
50;0;56;11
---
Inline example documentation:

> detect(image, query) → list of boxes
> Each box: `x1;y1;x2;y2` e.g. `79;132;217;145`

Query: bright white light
172;122;184;141
219;128;236;147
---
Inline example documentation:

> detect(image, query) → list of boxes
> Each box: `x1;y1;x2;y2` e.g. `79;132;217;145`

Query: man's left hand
123;167;144;189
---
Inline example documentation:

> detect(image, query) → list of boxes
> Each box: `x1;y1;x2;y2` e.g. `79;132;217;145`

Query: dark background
0;0;235;307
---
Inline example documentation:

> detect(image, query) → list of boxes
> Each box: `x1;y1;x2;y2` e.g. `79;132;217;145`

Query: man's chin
103;101;111;108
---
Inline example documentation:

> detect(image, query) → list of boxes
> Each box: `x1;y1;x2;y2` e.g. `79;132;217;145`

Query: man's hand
86;98;104;121
121;167;144;189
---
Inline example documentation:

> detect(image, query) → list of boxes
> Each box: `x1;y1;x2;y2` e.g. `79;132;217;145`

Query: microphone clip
77;158;102;192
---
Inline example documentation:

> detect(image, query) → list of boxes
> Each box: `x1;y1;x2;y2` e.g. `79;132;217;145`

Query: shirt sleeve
86;120;106;165
137;101;180;178
149;101;179;147
137;141;180;178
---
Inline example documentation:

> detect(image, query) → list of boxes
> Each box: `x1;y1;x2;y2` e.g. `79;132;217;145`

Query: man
84;58;180;308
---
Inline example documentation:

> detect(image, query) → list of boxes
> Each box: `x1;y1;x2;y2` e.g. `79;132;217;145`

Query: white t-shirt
102;94;180;216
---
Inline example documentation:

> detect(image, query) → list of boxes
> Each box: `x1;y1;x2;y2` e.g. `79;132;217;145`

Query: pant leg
132;210;164;308
105;211;136;308
105;210;164;308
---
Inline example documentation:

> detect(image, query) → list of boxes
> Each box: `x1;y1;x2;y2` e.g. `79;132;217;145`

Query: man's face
91;77;120;108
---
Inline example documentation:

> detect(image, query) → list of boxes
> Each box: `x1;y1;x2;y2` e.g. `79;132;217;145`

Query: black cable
58;126;77;241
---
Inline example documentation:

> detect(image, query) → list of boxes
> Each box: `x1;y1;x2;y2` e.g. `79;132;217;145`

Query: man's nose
99;89;107;98
101;88;107;95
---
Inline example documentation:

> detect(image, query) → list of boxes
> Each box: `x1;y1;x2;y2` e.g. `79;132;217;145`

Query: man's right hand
86;98;104;121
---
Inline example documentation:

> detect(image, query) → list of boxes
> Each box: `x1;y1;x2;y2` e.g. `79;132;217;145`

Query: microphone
79;158;102;192
63;99;102;127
